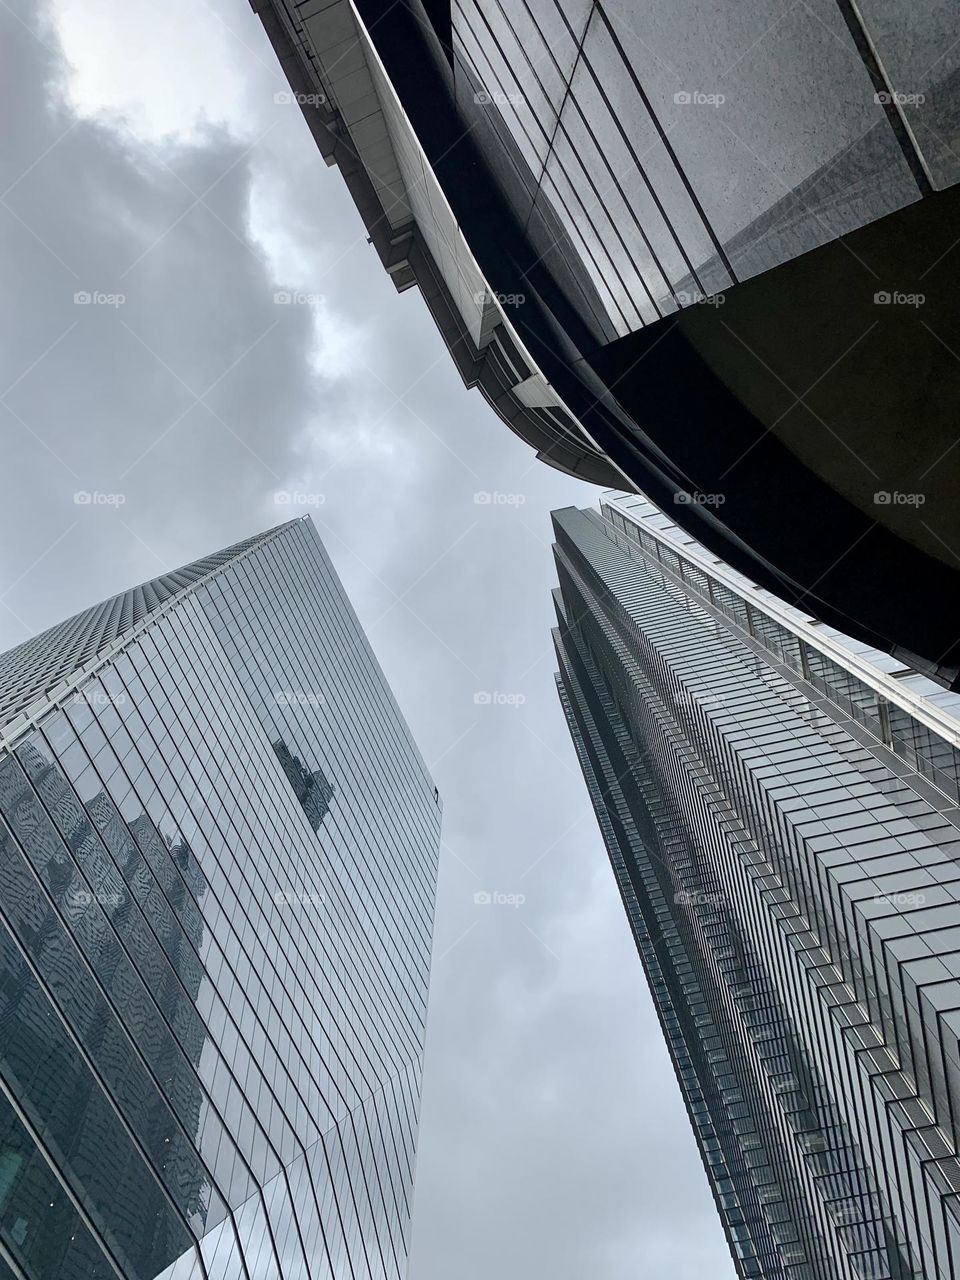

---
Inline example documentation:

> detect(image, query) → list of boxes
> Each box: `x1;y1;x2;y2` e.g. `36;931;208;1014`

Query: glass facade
256;0;960;688
553;493;960;1279
452;0;941;330
0;517;441;1280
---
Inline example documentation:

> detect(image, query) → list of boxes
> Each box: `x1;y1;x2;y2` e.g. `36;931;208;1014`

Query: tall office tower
553;492;960;1280
253;0;960;684
0;517;441;1280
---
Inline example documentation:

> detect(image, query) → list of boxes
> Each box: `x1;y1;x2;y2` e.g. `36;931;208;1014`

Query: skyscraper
253;0;960;685
0;516;441;1280
553;492;960;1279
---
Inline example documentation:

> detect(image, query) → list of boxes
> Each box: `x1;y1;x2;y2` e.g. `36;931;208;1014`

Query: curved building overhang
251;0;619;488
253;0;960;688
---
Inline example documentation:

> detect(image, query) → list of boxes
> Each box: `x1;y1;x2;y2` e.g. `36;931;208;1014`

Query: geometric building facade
0;516;440;1280
254;0;960;685
553;492;960;1279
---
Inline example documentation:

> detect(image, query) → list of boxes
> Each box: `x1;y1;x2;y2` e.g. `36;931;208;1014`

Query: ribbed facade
0;517;440;1280
0;530;270;735
553;494;960;1280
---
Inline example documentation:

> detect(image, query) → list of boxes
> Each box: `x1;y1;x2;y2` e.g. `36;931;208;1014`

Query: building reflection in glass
272;741;334;833
0;518;440;1279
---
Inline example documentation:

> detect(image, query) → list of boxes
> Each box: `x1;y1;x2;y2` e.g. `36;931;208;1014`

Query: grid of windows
0;529;274;735
268;0;960;342
600;493;960;807
553;499;960;1279
450;0;949;335
0;518;440;1280
453;0;731;331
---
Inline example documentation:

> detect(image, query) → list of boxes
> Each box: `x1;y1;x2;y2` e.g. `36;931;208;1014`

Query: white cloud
50;0;255;143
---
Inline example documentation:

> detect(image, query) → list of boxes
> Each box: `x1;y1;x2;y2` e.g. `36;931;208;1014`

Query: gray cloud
0;1;733;1276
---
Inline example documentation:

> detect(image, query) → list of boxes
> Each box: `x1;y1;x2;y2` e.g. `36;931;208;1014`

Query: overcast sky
0;1;733;1275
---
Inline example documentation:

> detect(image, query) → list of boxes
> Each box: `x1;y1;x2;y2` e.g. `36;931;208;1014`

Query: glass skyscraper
254;0;960;685
553;492;960;1279
0;516;440;1280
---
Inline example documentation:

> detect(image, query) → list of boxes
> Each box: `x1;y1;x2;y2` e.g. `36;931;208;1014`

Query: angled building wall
554;492;960;1279
0;516;440;1280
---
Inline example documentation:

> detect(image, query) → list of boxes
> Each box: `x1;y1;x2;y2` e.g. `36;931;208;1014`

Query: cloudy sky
0;1;733;1275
